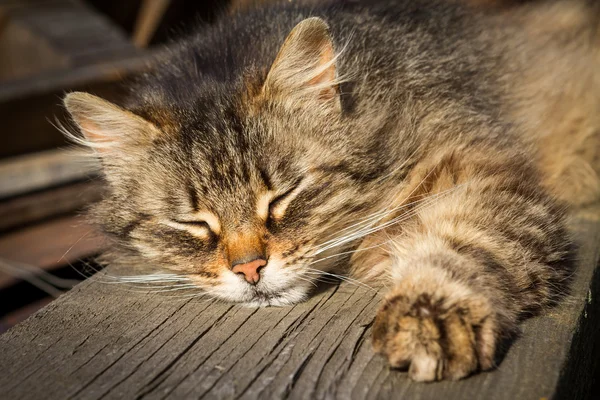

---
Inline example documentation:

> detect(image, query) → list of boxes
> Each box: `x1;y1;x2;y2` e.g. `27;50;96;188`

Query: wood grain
0;215;105;289
0;180;104;232
0;0;151;160
0;149;99;199
132;0;172;48
0;209;597;399
0;0;137;80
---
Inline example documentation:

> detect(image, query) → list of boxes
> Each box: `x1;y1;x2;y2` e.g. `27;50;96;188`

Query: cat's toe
408;351;444;382
372;290;496;382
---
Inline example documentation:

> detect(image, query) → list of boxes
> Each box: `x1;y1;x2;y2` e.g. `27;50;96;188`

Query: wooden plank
229;0;326;14
0;0;149;100
0;0;139;76
0;215;105;289
0;50;153;102
0;180;103;232
0;6;69;81
0;207;597;399
0;56;151;159
0;297;53;334
0;215;102;267
0;0;151;158
0;149;99;199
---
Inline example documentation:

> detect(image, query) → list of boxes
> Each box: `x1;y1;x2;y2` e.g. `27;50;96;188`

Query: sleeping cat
62;0;600;382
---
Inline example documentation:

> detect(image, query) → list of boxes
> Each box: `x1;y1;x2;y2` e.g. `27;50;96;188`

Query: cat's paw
372;285;498;382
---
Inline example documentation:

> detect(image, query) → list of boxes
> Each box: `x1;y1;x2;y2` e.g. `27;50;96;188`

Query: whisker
57;229;95;264
313;183;464;255
294;275;319;288
307;240;392;266
0;259;65;298
303;267;376;291
313;145;425;245
0;258;80;290
311;164;444;253
374;143;424;182
68;259;202;293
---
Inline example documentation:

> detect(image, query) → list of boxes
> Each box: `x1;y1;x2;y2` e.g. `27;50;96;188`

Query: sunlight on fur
58;0;600;382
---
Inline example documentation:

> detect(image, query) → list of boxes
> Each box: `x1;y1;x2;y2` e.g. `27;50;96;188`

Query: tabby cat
63;0;600;381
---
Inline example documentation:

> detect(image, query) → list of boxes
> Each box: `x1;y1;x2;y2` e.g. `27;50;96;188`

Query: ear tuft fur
63;92;159;155
262;17;341;110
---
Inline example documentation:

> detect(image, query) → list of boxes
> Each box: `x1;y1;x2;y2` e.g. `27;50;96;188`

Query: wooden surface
0;0;151;159
229;0;325;13
0;215;105;289
132;0;171;48
0;208;598;399
0;149;99;199
0;180;103;232
0;0;137;81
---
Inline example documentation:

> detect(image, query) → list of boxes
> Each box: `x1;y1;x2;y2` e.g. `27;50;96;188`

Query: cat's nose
231;257;267;285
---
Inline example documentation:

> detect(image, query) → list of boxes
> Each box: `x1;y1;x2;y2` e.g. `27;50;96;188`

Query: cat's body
63;0;599;382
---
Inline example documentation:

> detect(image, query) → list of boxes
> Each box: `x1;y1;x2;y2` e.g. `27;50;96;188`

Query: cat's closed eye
268;187;297;219
175;220;212;231
160;211;221;239
264;178;306;221
161;219;212;238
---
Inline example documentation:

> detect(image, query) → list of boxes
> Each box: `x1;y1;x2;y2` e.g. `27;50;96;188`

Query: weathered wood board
0;180;103;232
0;215;104;289
0;0;137;81
0;208;598;399
0;0;152;160
0;149;99;199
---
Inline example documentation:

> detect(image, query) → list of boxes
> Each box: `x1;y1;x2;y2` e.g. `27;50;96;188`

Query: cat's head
64;18;385;306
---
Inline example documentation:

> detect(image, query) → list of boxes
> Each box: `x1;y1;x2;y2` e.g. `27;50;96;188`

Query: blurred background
0;0;289;332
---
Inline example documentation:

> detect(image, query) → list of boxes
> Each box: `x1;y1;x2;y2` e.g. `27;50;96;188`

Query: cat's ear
63;92;160;156
262;17;340;110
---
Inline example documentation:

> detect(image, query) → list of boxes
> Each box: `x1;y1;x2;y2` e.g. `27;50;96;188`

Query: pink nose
231;258;267;285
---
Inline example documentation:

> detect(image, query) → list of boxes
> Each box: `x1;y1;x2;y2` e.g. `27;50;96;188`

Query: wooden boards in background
0;215;105;289
0;149;99;199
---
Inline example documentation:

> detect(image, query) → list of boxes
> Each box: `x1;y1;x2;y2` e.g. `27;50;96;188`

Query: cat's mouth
241;284;310;307
206;257;318;306
212;273;313;307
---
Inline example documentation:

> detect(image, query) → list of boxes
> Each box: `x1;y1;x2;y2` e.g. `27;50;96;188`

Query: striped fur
63;0;598;381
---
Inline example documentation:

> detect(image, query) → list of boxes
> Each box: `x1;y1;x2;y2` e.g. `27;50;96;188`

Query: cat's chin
222;285;311;307
240;292;307;308
207;260;317;307
210;275;313;307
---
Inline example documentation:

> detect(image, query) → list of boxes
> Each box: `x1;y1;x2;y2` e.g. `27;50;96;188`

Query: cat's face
64;18;384;305
118;107;375;306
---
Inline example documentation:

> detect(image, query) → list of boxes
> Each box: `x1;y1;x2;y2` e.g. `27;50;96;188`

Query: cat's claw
372;288;498;382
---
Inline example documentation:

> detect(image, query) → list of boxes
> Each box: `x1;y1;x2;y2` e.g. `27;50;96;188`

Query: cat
62;0;600;382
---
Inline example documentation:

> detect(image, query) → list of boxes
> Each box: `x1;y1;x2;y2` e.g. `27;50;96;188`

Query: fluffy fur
63;0;599;381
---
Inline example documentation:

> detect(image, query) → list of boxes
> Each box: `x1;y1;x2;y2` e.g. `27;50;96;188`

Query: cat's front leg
372;261;502;381
359;150;573;381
